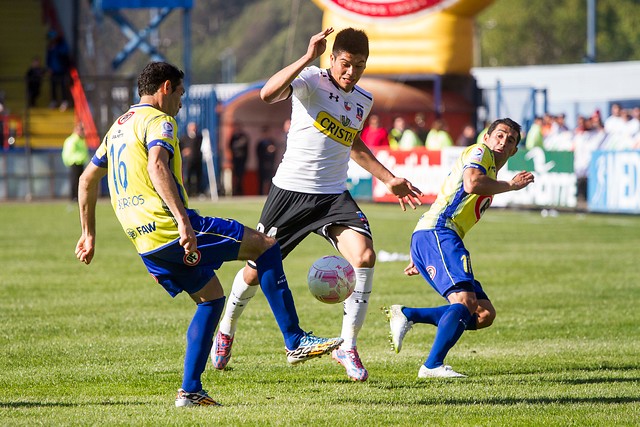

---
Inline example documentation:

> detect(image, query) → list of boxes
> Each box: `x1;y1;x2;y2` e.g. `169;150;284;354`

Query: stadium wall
346;146;640;214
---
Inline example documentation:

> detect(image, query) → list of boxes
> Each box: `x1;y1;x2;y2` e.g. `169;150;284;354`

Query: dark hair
487;118;522;144
332;28;369;58
137;62;184;97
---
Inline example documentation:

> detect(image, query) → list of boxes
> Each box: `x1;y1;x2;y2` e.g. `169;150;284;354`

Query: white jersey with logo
272;66;373;194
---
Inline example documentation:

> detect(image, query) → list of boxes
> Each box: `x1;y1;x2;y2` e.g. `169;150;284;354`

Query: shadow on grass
550;377;640;385
408;396;640;406
1;401;147;408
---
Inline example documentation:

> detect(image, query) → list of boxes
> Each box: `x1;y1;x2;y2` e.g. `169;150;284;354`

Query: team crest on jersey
118;111;134;125
161;121;174;139
356;105;364;121
344;101;352;111
426;266;437;280
184;250;201;266
474;195;493;221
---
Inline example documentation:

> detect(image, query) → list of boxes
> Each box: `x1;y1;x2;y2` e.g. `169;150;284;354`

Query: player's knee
251;228;276;252
350;248;375;268
477;308;496;329
239;228;277;261
262;234;277;249
465;300;479;315
242;264;260;286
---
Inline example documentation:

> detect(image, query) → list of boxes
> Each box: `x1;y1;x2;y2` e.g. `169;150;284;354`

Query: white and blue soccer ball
307;255;356;304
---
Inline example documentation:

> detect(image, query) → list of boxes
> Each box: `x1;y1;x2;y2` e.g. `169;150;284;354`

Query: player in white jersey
213;28;423;381
383;118;535;378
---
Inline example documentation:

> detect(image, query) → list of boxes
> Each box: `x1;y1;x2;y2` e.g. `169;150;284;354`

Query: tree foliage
178;0;322;83
477;0;640;66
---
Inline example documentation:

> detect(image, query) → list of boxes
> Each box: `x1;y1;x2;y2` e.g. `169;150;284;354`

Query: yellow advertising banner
312;0;494;75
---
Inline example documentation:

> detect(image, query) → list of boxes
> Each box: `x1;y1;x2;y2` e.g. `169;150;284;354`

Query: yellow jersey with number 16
91;103;188;255
414;143;496;239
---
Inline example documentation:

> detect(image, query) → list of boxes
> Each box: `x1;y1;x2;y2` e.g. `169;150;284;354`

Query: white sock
340;267;373;350
218;268;259;337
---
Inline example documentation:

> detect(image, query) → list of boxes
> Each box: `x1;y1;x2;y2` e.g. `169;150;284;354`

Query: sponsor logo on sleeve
161;121;174;139
470;146;485;162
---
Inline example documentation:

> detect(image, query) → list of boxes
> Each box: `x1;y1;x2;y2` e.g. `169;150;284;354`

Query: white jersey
272;66;373;194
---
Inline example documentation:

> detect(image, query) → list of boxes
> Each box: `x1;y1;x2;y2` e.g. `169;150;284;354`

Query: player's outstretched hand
306;27;334;62
510;171;535;190
403;260;419;276
385;177;423;211
75;234;95;265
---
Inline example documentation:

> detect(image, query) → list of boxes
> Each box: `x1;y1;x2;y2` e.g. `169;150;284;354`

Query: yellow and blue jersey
415;143;496;239
91;103;188;254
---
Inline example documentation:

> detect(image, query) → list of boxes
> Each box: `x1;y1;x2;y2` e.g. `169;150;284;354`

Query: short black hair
137;62;184;97
332;28;369;58
488;118;522;144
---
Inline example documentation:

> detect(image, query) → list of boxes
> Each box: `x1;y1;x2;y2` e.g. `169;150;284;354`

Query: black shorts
256;185;372;259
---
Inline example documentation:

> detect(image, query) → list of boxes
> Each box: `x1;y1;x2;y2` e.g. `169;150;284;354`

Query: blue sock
403;305;449;326
182;297;225;392
424;303;472;369
255;243;304;350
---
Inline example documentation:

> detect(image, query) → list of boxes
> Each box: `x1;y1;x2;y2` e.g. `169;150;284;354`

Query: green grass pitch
1;199;639;426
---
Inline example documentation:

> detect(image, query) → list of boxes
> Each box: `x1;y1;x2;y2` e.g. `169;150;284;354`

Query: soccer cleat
417;365;467;379
175;389;221;407
383;305;413;354
332;347;369;381
286;331;343;365
211;331;234;370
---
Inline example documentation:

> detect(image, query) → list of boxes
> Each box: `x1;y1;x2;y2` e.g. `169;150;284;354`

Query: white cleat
383;305;413;354
418;365;467;378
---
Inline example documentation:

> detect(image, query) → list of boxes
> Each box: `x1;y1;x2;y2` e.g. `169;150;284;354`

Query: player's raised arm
260;27;334;104
350;136;423;210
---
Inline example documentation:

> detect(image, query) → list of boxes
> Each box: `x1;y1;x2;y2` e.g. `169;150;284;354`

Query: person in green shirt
61;122;89;200
525;116;544;150
425;118;453;150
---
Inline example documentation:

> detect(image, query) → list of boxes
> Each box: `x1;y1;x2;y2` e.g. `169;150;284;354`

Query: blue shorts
141;210;245;297
410;228;489;301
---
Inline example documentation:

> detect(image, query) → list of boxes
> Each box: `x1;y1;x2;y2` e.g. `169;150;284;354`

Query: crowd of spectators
506;104;640;202
362;113;463;151
360;107;640;155
524;104;640;153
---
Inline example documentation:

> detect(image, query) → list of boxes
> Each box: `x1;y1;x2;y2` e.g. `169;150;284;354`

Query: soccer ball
307;255;356;304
